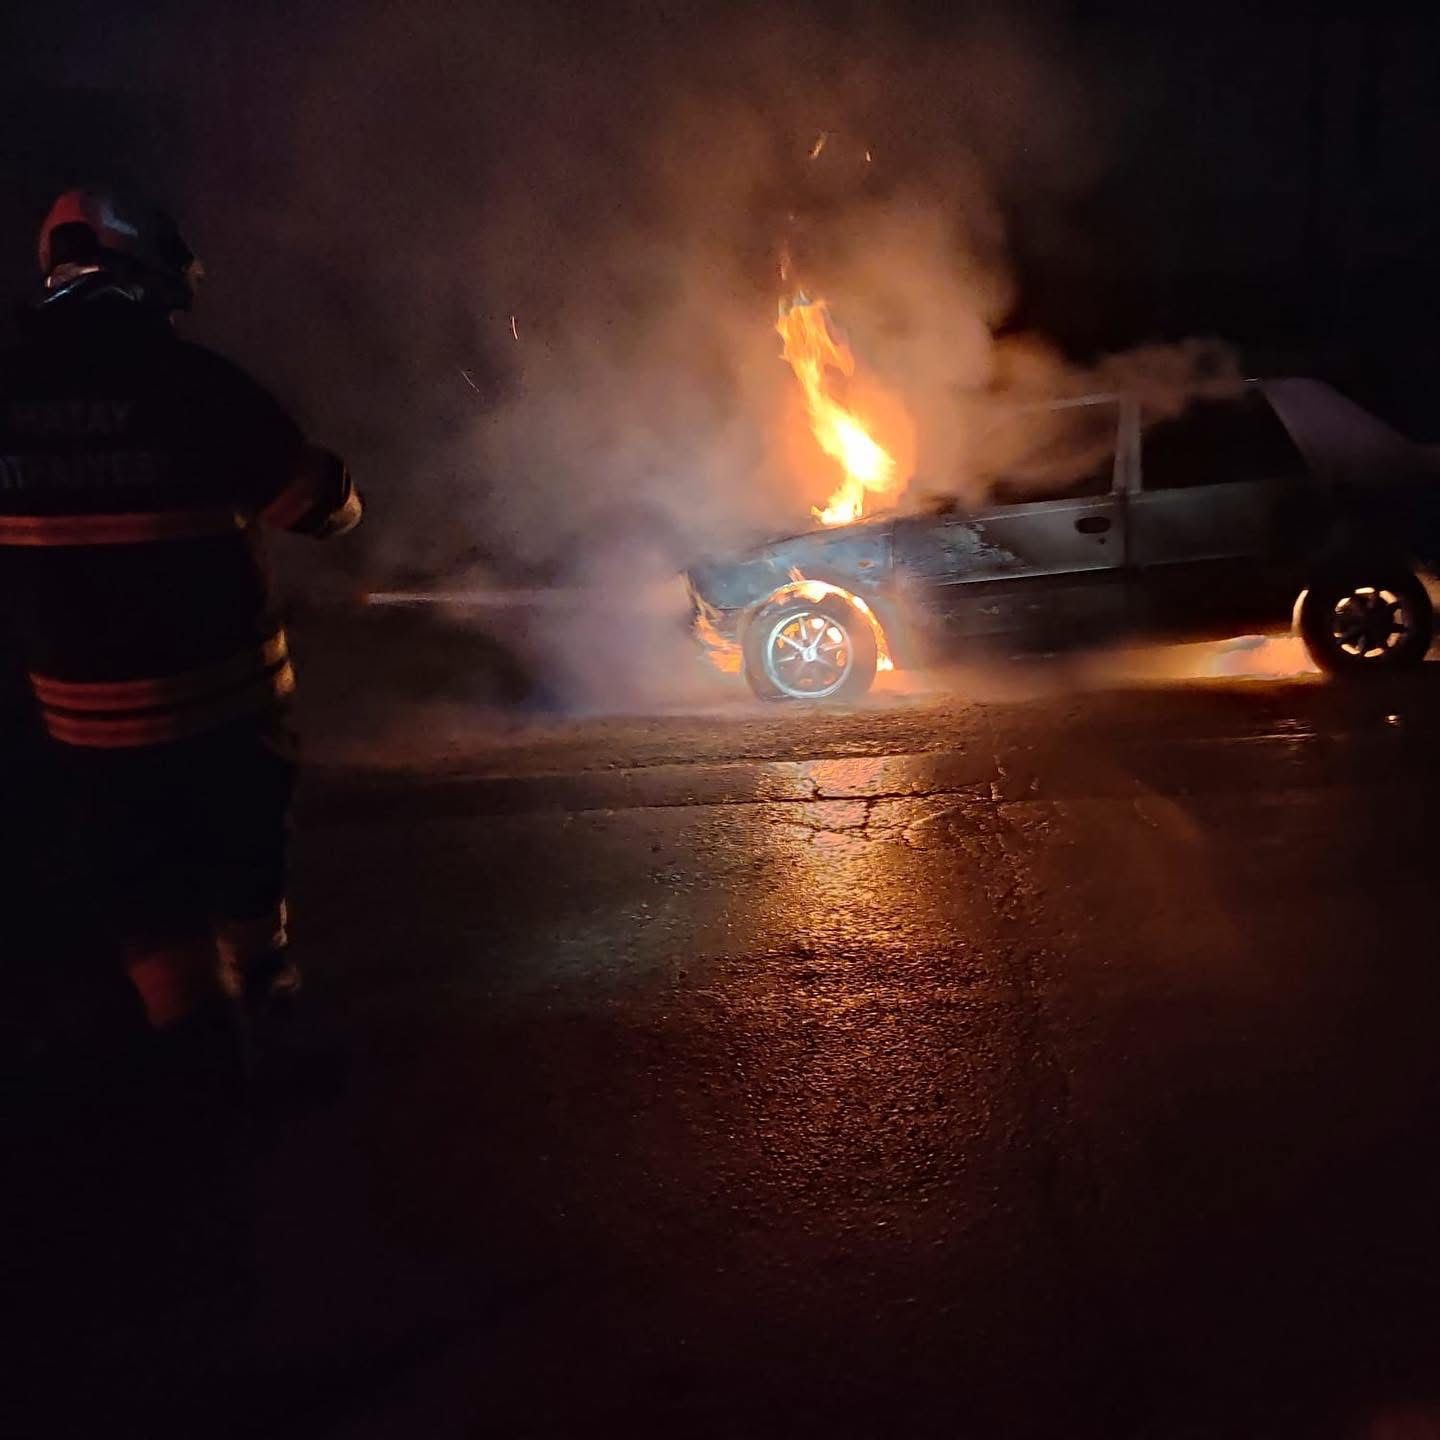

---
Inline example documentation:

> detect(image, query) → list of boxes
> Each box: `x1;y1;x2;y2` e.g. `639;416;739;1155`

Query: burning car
687;380;1440;700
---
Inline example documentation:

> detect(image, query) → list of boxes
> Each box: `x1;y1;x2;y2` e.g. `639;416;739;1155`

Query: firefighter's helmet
37;186;201;311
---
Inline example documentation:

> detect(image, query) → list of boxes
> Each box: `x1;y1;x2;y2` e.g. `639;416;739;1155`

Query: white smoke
10;0;1243;710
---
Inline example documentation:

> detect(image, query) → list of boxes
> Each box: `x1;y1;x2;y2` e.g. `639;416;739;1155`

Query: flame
694;607;743;673
777;295;900;527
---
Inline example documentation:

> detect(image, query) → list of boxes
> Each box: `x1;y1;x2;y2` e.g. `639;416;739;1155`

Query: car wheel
743;595;878;702
1298;569;1433;674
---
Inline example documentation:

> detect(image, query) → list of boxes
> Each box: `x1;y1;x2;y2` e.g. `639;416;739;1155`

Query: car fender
688;521;895;614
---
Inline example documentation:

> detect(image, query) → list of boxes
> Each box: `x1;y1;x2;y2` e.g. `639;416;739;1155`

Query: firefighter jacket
0;285;361;748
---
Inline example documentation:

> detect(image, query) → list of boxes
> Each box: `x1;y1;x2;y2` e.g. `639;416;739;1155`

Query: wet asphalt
8;643;1440;1438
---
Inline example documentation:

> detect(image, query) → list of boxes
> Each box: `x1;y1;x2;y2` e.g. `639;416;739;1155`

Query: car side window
981;401;1119;507
1141;391;1307;491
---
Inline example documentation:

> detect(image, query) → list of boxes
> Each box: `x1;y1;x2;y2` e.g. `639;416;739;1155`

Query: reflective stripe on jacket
0;292;360;748
29;629;294;748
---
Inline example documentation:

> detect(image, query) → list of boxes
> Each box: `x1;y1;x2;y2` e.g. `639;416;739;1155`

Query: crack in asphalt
304;722;1430;829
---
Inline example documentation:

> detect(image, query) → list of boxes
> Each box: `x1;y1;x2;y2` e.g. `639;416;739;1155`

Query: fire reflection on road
691;757;1030;1222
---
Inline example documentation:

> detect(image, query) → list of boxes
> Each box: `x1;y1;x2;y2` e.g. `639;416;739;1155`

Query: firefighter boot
124;936;252;1107
217;901;301;1008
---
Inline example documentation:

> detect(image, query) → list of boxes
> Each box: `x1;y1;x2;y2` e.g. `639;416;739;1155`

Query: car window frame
1134;385;1307;495
973;393;1132;514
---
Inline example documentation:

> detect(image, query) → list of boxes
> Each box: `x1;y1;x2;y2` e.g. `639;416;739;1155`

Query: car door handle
1075;515;1111;535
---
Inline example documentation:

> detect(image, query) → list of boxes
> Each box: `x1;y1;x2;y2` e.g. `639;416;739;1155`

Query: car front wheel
1298;569;1433;673
743;595;878;702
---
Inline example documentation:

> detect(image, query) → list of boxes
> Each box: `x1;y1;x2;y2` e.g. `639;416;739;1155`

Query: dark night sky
1;0;1438;559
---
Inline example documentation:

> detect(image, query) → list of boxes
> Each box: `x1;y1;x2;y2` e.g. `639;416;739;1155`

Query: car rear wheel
1298;569;1432;674
743;596;878;702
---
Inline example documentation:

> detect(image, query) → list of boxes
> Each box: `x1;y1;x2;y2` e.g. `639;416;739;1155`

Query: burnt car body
687;380;1440;700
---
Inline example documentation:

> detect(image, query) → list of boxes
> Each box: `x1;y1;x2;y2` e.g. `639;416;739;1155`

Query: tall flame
777;294;897;527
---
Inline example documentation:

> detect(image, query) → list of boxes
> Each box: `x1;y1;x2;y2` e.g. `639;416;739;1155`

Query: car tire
1298;568;1432;674
743;595;878;703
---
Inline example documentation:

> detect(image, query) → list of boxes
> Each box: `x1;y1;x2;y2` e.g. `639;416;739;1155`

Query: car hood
686;517;895;611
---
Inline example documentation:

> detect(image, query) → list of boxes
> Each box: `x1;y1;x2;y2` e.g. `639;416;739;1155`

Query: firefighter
0;186;361;1070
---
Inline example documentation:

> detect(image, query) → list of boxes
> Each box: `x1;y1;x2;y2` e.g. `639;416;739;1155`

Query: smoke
218;1;1099;708
172;3;1119;567
8;0;1241;710
930;332;1245;508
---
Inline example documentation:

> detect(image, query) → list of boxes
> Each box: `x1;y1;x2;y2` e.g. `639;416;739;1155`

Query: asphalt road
7;630;1440;1439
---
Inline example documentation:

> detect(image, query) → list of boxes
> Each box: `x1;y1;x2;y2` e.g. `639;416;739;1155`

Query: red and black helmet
37;186;201;311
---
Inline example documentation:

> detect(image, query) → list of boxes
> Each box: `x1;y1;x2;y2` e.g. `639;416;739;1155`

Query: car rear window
1141;390;1307;491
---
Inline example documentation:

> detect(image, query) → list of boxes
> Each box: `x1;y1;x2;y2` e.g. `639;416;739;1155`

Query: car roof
1262;378;1416;482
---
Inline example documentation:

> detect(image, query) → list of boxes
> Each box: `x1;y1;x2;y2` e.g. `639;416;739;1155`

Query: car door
894;397;1128;648
1128;388;1308;638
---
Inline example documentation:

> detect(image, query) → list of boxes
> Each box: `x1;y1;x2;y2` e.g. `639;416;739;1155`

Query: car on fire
686;380;1440;700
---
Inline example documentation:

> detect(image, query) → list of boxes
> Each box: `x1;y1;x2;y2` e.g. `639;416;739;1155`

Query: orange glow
777;295;905;527
694;608;743;673
1123;635;1320;682
1203;635;1318;679
784;573;894;671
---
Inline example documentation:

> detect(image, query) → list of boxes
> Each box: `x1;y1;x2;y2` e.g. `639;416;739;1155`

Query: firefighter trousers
59;720;298;1026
